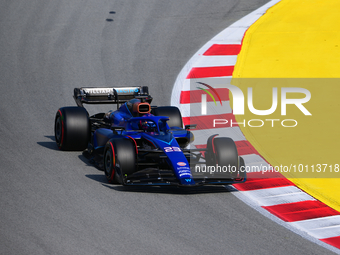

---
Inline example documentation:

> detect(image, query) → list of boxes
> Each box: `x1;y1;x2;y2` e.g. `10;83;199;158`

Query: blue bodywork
91;102;245;186
94;113;196;185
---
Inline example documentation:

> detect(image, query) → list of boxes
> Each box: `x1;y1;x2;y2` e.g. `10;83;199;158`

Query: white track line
242;186;316;207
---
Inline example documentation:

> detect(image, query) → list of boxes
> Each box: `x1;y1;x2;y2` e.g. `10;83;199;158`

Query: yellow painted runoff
232;0;340;211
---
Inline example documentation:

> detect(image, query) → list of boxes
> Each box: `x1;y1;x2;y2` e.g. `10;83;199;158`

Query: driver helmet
139;119;157;133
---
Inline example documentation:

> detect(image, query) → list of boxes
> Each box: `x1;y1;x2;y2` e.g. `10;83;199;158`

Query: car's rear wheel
152;106;183;128
54;107;90;151
206;136;239;178
103;137;137;184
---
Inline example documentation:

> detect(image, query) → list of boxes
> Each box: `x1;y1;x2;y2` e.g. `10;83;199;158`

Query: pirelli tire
238;155;246;180
152;106;183;128
103;137;137;184
54;106;90;151
206;136;239;178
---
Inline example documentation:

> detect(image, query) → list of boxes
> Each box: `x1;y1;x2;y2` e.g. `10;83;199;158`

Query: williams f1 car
54;86;246;186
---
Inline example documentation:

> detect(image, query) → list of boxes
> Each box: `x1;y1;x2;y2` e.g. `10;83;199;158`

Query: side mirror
185;124;197;130
111;126;125;134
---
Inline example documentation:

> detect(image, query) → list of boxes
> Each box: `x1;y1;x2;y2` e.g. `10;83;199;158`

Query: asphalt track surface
0;1;335;254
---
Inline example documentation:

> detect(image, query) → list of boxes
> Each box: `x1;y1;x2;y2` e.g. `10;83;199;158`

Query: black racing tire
103;137;137;184
54;107;90;151
238;156;246;179
151;106;183;128
206;136;239;178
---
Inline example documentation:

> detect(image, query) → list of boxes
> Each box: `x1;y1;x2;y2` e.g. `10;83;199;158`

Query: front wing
121;149;247;187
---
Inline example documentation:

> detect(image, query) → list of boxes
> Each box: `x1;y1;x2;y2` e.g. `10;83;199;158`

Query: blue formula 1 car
54;86;246;186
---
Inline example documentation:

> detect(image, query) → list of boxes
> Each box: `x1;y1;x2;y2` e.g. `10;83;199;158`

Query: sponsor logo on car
179;173;192;177
178;168;190;172
116;88;139;93
177;162;186;166
85;88;112;94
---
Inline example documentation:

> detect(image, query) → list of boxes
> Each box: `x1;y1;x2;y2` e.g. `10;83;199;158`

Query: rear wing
73;86;152;107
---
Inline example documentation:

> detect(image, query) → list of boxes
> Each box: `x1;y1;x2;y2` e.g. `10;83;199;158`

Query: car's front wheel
206;136;240;178
103;137;137;184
